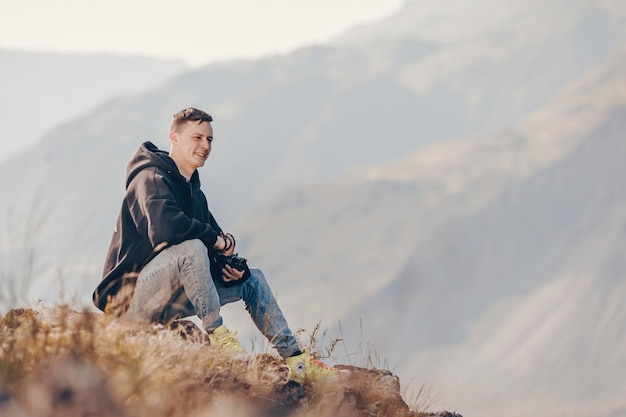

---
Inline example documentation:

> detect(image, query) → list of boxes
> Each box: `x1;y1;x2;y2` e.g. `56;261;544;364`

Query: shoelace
310;357;336;370
222;337;240;349
219;333;238;345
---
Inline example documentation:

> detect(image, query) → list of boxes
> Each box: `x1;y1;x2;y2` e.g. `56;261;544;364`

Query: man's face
169;120;213;177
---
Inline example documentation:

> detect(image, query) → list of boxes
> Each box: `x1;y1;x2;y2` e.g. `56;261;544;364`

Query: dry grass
0;305;437;417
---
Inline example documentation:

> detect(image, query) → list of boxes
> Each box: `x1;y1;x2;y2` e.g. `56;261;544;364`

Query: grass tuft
0;305;439;417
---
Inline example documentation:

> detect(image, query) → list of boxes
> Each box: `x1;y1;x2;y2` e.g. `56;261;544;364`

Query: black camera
212;253;251;286
216;253;247;271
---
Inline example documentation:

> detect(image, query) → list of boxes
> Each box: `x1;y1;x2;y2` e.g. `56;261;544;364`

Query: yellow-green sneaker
208;324;246;354
285;349;341;383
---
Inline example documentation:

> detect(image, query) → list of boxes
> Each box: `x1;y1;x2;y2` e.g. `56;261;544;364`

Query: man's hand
221;264;244;283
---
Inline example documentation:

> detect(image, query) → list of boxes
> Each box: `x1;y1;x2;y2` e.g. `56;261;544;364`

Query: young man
93;107;336;382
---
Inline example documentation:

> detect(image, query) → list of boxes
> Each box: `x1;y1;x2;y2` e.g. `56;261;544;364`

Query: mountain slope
397;103;626;416
0;50;187;163
336;0;626;129
236;46;626;416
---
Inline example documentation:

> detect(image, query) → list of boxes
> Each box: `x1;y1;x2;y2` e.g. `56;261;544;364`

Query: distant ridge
0;49;187;163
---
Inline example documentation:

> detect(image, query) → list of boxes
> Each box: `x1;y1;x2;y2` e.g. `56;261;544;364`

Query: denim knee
176;238;206;254
175;239;210;265
246;268;266;286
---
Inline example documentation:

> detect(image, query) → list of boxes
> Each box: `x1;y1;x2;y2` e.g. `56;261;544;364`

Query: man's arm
129;168;223;251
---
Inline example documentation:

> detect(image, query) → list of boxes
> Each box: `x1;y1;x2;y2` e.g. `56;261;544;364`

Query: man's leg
215;268;301;359
128;239;223;331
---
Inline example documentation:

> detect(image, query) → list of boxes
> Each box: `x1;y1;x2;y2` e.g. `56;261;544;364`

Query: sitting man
92;107;336;382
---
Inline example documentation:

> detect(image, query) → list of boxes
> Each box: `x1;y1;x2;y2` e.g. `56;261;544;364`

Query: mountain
1;3;625;414
235;45;626;416
1;1;623;304
0;49;188;163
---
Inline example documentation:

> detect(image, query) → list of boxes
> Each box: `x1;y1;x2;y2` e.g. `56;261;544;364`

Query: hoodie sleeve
127;167;220;250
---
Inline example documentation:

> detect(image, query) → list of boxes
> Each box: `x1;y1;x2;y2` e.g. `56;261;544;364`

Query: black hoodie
93;142;222;311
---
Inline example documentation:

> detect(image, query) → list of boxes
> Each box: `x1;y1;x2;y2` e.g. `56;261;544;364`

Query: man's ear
169;130;177;144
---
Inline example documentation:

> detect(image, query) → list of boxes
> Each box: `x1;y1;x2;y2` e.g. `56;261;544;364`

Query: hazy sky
0;0;405;67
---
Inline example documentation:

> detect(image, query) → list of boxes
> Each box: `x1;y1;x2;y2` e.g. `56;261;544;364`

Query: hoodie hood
127;141;201;190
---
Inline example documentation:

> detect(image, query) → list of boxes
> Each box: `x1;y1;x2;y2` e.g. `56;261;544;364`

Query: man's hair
171;107;213;132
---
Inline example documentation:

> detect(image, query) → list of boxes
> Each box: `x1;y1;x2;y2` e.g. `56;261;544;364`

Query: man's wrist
214;236;227;251
222;233;234;252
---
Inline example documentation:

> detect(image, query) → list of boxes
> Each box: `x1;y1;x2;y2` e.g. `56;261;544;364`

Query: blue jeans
127;239;300;359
